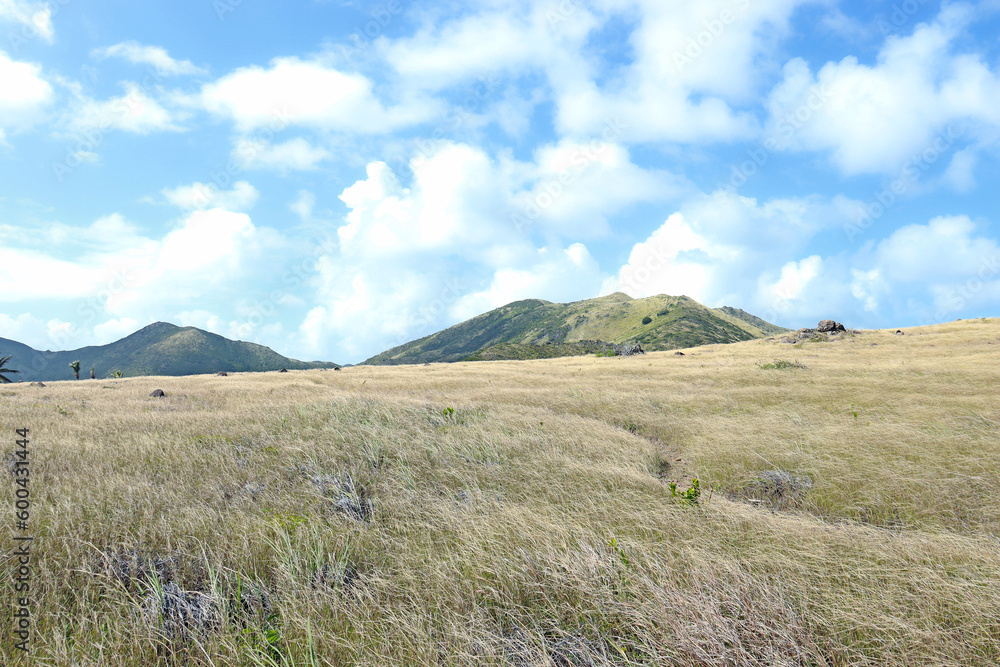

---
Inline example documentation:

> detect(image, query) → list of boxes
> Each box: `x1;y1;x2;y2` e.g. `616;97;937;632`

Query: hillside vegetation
0;322;338;382
1;320;999;665
363;292;788;365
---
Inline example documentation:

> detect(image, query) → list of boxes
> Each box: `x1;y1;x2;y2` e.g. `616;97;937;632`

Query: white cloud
0;50;53;131
0;1;53;42
765;4;1000;174
99;208;286;321
0;246;107;301
603;189;846;306
161;181;259;211
290;190;315;221
0;312;49;347
68;83;184;134
336;145;518;259
851;268;883;313
872;215;999;285
199;56;439;133
93;317;140;344
549;0;804;143
513;137;684;236
232;137;330;172
942;148;977;192
601;212;716;301
297;138;667;361
94;41;207;76
378;0;795;144
453;243;606;321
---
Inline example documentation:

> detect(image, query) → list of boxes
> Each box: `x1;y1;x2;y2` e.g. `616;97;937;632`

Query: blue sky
2;0;999;364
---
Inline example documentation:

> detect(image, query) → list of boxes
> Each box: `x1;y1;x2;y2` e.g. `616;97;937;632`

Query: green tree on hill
69;360;80;381
0;354;20;383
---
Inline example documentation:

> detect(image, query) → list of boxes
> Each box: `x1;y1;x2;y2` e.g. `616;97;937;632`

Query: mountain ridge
0;322;339;382
363;292;790;365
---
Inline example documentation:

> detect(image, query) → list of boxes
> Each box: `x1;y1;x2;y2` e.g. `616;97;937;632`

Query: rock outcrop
817;319;846;332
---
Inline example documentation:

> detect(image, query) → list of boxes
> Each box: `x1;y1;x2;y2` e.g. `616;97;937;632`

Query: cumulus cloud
231;137;330;172
67;83;184;134
94;41;207;76
548;0;804;143
93;317;140;344
295;138;672;361
0;0;53;42
453;243;605;321
765;3;1000;175
0;51;53;133
603;190;846;306
161;181;259;211
199;56;440;133
0;208;287;352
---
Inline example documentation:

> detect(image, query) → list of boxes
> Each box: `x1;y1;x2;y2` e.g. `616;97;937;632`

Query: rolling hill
0;322;340;382
363;292;789;365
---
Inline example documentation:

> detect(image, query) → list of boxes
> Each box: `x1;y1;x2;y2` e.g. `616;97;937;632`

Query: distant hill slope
0;322;339;382
363;293;789;365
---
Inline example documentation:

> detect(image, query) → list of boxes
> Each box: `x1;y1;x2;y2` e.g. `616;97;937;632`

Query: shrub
642;316;652;325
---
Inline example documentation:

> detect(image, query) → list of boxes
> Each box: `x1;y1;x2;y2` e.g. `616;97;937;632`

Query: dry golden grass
2;320;999;665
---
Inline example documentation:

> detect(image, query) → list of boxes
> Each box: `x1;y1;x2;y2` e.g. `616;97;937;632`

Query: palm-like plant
0;354;20;383
69;360;80;381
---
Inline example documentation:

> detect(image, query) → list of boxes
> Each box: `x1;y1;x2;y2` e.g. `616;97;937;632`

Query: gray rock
149;389;165;397
817;319;846;332
216;371;228;376
742;470;813;507
311;471;372;522
29;382;45;387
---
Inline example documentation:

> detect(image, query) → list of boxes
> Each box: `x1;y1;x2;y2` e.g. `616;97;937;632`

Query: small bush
641;316;652;325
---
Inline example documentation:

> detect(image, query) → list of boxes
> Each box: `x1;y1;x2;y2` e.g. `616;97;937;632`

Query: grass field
2;320;999;665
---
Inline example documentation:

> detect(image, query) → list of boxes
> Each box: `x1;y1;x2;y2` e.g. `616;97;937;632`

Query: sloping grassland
1;320;998;665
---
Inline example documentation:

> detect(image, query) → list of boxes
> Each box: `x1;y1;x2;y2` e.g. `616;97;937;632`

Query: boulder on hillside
216;371;228;376
149;389;165;397
29;382;45;387
279;368;288;373
817;319;846;333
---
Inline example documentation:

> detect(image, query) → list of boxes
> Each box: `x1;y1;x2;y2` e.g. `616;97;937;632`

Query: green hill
0;322;340;382
363;293;789;365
